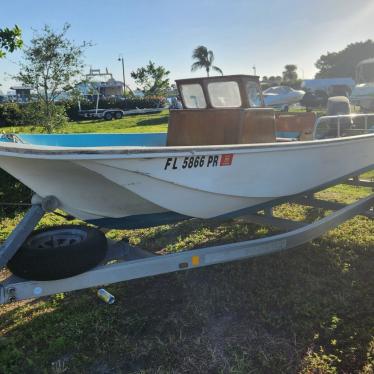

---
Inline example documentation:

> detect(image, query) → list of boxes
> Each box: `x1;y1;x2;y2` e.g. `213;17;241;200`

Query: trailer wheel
282;105;289;112
7;225;108;280
104;112;113;121
114;111;123;119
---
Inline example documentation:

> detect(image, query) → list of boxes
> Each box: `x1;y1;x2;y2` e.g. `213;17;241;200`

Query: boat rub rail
0;133;373;158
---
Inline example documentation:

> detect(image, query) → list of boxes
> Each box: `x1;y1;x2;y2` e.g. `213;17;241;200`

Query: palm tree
191;46;223;77
282;64;298;82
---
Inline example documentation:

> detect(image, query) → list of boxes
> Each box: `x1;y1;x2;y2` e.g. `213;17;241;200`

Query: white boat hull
0;134;373;225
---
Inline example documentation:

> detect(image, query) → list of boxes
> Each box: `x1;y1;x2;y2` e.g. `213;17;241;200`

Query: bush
21;101;68;133
0;102;24;127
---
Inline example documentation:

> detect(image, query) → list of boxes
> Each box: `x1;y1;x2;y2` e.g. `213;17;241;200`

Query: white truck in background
351;58;374;111
301;77;355;97
300;77;355;109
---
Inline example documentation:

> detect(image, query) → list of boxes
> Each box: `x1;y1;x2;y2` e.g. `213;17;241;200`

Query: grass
0;110;169;134
0;114;373;373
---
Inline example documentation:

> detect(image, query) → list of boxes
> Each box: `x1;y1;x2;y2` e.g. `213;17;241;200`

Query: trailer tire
114;111;123;119
7;225;108;281
104;112;113;121
282;105;289;112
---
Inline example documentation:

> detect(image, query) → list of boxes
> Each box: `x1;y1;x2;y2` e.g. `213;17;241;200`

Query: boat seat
167;108;276;146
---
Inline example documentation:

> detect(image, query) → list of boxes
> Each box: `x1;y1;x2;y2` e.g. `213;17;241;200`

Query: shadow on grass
0;170;31;219
136;115;169;126
1;233;373;373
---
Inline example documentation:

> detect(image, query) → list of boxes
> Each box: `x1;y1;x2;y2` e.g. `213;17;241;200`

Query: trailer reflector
192;256;200;266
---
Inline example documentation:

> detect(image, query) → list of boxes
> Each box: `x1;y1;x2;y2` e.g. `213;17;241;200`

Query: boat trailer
0;176;373;305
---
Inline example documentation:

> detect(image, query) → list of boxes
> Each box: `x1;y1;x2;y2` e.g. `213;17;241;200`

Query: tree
191;46;223;77
131;61;170;96
15;24;89;132
282;64;298;82
0;25;23;58
268;76;282;84
21;101;67;133
315;40;374;78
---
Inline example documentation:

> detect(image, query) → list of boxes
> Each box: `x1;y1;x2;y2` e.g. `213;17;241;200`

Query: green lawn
1;110;169;134
0;113;373;373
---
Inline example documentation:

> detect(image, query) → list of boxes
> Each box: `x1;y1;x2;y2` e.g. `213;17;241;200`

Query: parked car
300;90;328;109
263;86;305;111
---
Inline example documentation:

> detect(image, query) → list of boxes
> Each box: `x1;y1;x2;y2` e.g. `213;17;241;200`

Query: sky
1;0;374;93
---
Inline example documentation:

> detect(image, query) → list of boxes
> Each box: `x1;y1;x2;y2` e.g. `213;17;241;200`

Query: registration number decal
164;154;234;170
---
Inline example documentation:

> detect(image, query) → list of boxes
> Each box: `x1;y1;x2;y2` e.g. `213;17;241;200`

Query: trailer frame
0;176;373;305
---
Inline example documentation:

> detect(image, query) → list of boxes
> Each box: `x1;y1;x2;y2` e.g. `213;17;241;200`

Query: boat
0;74;373;297
1;75;373;229
262;85;305;111
78;106;164;120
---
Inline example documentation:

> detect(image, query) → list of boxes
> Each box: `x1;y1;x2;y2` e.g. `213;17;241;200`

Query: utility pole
252;65;257;76
118;55;126;96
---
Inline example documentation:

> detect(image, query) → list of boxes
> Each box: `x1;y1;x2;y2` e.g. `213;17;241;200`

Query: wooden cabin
167;75;315;146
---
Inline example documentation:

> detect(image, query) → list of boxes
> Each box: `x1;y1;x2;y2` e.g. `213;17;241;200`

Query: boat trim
0;133;373;159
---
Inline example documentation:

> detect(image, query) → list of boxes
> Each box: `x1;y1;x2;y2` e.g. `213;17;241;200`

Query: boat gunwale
0;133;373;159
